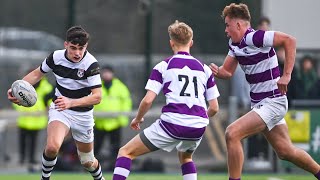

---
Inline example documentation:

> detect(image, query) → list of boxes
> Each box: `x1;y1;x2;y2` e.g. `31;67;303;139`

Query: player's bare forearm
207;99;219;117
274;32;296;77
135;90;157;121
216;66;233;79
22;67;44;85
135;98;153;121
283;36;296;77
210;56;237;79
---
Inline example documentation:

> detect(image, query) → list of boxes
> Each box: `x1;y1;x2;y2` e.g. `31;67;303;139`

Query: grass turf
0;173;314;180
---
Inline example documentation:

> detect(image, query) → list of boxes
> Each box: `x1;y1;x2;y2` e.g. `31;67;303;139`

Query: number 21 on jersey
178;74;198;98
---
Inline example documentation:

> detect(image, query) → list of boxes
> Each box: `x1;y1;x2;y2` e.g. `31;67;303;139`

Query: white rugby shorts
48;103;94;143
252;96;288;130
140;119;202;153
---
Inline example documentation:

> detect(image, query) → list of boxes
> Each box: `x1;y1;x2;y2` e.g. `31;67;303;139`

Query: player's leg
225;111;266;180
41;120;69;180
76;140;104;180
178;151;197;180
113;134;152;180
263;124;320;179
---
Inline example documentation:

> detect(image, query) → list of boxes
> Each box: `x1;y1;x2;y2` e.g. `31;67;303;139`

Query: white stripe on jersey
241;54;278;75
250;77;280;93
54;73;101;90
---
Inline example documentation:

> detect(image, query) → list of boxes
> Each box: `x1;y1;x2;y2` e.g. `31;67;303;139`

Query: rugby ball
11;80;37;107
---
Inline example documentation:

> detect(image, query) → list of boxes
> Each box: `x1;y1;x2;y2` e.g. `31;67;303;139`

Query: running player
111;20;220;180
7;26;105;180
209;3;320;180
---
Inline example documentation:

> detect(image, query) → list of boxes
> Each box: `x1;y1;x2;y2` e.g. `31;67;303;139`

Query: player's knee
45;144;60;156
275;145;294;160
118;146;134;159
78;150;96;170
225;125;238;143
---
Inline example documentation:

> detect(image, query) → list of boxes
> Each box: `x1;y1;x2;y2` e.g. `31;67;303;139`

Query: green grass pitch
0;173;314;180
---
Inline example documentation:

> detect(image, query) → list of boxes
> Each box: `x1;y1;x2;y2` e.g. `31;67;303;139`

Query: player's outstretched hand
7;88;20;105
209;63;219;76
130;118;144;130
277;75;291;95
54;96;72;111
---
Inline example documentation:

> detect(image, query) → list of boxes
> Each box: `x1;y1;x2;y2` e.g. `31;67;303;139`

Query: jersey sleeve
145;61;166;95
204;65;220;100
227;41;235;57
40;52;54;73
245;30;275;48
86;62;102;89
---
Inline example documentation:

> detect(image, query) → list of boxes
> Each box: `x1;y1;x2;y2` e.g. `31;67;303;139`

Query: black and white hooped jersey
40;49;102;112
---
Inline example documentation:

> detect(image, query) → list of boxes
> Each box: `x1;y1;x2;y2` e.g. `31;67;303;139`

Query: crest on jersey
77;69;85;78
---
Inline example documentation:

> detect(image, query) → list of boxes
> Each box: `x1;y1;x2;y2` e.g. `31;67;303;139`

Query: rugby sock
88;162;103;180
181;161;197;180
229;178;241;180
41;152;57;180
314;170;320;179
112;156;132;180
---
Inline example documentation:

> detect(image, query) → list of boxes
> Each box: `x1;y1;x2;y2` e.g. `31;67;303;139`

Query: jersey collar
64;50;87;63
177;51;190;55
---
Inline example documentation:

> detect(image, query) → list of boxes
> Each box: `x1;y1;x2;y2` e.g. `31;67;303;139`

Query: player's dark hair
66;26;90;46
221;3;251;22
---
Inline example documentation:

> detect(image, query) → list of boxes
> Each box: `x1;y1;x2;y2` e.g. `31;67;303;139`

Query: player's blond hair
168;20;193;45
221;3;251;22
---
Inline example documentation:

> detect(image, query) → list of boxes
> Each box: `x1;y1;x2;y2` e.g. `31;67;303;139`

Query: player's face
64;42;88;62
224;16;242;43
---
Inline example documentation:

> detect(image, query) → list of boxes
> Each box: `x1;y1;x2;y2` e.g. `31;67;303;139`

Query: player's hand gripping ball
11;80;37;107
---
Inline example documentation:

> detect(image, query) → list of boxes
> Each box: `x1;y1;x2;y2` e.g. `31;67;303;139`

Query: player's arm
273;31;296;94
131;90;157;130
22;67;45;86
207;98;219;117
209;55;238;79
54;87;102;111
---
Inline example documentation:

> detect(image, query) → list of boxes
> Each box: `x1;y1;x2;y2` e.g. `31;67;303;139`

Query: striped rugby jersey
228;28;284;105
40;49;102;112
145;51;220;140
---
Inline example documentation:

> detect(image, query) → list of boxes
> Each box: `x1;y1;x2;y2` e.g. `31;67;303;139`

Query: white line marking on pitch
268;177;284;180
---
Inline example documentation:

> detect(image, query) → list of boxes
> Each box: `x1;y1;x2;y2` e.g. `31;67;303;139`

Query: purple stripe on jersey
245;67;280;84
177;51;190;55
163;56;173;63
250;89;282;101
181;162;197;175
237;48;275;65
115;157;131;169
159;120;205;140
238;40;248;49
163;81;172;95
162;103;208;118
149;69;163;84
252;30;265;47
207;74;216;88
167;58;204;71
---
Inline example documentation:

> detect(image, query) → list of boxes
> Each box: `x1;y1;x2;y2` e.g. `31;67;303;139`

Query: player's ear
169;40;174;48
64;41;68;49
189;40;193;48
